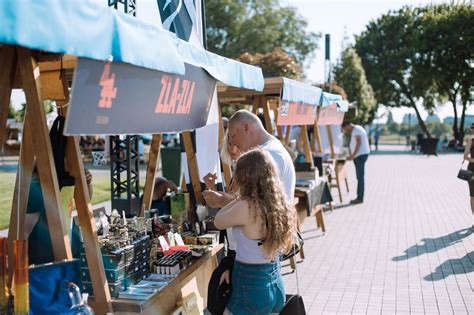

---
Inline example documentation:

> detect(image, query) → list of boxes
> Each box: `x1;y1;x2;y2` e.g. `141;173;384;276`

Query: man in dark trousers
342;122;371;204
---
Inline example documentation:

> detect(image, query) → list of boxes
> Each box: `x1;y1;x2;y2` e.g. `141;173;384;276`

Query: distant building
425;114;440;123
402;113;416;125
443;115;474;126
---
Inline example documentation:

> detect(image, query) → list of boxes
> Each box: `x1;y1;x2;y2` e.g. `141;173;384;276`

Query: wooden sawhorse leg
314;205;326;233
334;171;343;203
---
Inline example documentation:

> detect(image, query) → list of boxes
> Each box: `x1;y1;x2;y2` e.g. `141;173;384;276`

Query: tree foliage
238;48;303;79
205;0;319;64
315;81;347;99
355;6;434;137
334;47;377;125
416;4;474;142
355;4;473;140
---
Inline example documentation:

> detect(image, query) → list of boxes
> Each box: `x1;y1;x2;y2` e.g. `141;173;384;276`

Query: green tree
355;6;434;137
238;48;303;79
205;0;319;64
15;100;54;121
315;81;347;99
416;4;474;143
7;102;16;119
334;47;377;125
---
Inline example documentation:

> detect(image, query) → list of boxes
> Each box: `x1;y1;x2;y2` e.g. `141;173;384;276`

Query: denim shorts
226;260;285;315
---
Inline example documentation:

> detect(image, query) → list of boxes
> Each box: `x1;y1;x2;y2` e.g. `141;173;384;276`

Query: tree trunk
459;100;468;143
410;102;431;138
451;94;459;142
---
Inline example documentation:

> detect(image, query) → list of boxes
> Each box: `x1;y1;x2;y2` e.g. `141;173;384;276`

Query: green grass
0;172;114;231
0;172;16;230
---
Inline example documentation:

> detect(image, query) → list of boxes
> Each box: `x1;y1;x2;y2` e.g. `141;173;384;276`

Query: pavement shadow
392;228;472;262
332;203;352;210
424;252;474;281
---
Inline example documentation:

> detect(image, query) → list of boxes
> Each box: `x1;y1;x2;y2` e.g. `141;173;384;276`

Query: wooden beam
66;136;113;314
276;125;283;141
262;96;273;135
17;47;71;261
285;125;291;144
7;109;34;289
182;131;203;205
252;95;260;114
0;45;16;153
313;108;323;154
301;125;314;168
60;71;112;313
326;125;336;159
313;122;323;154
40;70;67;101
141;134;163;216
275;101;283;140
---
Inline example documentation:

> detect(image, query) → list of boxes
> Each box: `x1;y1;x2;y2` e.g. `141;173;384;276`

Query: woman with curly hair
214;149;297;315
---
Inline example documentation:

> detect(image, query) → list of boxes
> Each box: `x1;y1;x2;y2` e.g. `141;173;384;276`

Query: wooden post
252;95;260;114
141;134;163;215
276;126;283;142
313;122;323;154
326;125;336;159
218;106;232;188
58;68;113;314
322;123;342;202
66;137;113;314
285;125;291;144
7;111;34;288
182;131;204;205
301;125;314;168
313;108;323;154
17;47;71;261
262;96;273;135
0;46;16;151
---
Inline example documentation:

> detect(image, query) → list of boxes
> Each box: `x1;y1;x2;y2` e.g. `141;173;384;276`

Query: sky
282;0;472;123
10;0;470;124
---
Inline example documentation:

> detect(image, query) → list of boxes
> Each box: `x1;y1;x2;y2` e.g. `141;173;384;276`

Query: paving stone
281;152;473;314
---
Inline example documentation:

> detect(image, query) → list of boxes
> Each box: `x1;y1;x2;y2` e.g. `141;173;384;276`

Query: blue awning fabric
336;100;349;112
320;92;343;107
281;78;322;106
175;39;264;91
0;0;264;91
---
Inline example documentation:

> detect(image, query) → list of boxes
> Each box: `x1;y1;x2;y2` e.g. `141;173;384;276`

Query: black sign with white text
65;58;216;135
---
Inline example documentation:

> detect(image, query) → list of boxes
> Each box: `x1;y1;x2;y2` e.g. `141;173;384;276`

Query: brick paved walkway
282;152;473;314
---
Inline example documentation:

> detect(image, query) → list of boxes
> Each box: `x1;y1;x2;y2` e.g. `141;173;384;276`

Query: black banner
64;58;216;135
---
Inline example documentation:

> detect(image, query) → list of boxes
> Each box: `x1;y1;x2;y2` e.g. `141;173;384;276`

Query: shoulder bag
457;160;473;181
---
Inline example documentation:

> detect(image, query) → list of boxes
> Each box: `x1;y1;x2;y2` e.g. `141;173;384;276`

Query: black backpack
49;115;75;189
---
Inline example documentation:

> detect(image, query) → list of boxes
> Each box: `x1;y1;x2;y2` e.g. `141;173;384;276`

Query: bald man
203;110;295;207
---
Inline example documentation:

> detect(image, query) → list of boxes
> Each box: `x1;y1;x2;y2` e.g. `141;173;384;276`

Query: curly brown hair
233;149;296;259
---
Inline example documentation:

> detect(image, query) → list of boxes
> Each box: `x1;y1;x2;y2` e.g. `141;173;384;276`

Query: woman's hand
203;173;217;191
219;270;230;285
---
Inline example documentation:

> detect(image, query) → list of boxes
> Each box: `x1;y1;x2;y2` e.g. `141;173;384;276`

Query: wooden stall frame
316;111;349;204
0;45;112;314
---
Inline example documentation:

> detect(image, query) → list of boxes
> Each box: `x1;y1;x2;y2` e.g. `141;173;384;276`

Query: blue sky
283;0;471;122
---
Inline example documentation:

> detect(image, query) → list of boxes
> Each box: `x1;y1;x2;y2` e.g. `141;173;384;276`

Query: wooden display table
294;178;333;233
108;244;223;315
323;159;349;203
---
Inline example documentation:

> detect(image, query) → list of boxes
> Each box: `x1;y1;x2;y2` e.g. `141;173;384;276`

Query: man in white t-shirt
202;110;295;207
342;122;370;204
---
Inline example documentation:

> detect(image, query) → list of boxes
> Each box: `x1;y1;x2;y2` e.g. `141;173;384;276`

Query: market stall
314;92;350;203
0;1;264;314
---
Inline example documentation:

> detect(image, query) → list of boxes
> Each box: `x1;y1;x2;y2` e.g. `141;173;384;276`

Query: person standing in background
342;122;371;205
462;123;474;217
